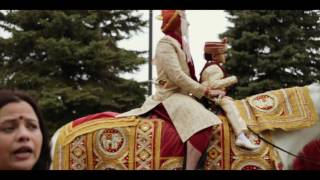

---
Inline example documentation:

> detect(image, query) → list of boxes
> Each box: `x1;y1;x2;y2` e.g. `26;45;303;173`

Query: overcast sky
119;10;232;84
0;10;232;85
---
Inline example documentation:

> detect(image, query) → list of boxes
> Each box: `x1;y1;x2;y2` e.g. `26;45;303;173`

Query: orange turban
159;10;182;33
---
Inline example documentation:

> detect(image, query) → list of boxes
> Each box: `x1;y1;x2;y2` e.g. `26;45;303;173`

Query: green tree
220;10;320;99
0;10;148;136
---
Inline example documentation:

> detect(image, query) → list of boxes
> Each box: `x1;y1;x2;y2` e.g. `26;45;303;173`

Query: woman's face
0;101;42;170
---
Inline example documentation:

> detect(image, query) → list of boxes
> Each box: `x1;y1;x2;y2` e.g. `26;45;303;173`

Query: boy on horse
200;38;259;150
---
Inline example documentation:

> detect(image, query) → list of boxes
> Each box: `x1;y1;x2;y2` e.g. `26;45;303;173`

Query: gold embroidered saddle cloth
204;116;283;170
51;117;169;170
234;86;318;133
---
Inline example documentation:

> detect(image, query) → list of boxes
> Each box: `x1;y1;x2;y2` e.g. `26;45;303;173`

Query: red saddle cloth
52;110;283;170
70;110;185;159
72;111;120;127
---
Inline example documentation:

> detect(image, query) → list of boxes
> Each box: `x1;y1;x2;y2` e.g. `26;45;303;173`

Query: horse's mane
293;139;320;170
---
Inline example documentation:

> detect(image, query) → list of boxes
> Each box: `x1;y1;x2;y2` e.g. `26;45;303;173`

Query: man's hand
205;89;226;101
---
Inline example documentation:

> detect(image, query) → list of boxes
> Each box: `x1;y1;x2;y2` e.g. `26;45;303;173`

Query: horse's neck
271;84;320;169
272;120;320;169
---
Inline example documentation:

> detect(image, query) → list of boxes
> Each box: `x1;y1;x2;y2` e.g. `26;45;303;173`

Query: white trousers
216;96;248;135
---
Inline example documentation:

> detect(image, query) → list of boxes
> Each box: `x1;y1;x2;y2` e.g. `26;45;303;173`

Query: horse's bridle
248;127;320;168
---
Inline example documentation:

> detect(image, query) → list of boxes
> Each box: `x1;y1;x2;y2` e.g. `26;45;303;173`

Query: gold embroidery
235;86;318;132
160;157;183;170
204;116;282;170
52;117;163;170
60;117;139;146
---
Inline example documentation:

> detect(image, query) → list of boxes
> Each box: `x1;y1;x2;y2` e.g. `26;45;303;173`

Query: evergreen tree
220;10;320;99
0;10;148;135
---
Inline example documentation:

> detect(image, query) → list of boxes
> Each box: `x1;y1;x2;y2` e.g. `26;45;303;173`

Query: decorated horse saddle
235;86;318;132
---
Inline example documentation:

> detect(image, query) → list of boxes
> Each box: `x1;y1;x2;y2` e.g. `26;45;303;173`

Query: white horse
50;83;320;170
270;83;320;170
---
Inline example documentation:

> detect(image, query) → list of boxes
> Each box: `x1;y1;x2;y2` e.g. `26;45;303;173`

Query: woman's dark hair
0;89;51;170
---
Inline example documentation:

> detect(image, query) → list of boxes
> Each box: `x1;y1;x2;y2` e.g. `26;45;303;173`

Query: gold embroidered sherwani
117;35;221;142
200;63;247;135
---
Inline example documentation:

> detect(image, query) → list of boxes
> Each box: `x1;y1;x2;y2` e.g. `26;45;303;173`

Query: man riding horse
116;10;256;170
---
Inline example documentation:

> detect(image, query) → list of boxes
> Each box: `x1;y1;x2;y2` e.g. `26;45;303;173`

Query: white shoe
235;134;259;150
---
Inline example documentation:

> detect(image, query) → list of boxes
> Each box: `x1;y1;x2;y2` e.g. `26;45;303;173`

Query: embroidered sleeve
202;65;237;89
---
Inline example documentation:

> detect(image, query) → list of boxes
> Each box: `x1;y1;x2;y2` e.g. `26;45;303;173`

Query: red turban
160;10;182;34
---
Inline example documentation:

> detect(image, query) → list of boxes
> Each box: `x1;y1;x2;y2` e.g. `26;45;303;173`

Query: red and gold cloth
204;116;283;170
51;115;184;170
235;86;318;132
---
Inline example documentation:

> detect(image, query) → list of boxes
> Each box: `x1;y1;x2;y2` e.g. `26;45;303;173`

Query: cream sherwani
201;63;247;135
117;35;221;142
